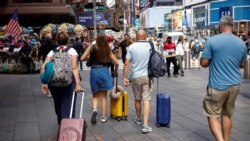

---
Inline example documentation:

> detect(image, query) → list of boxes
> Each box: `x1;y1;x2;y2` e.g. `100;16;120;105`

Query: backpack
49;47;73;87
148;41;167;78
193;42;201;53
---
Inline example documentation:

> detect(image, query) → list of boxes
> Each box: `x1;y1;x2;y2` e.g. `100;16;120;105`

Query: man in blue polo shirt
200;16;247;141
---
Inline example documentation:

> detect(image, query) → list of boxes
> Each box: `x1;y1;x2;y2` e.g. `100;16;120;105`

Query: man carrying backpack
191;36;203;69
123;30;157;133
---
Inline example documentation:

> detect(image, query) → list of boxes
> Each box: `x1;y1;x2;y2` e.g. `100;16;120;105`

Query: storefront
192;4;209;37
210;0;250;35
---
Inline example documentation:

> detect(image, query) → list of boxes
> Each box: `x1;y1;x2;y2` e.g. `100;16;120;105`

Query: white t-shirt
47;46;78;58
175;43;185;56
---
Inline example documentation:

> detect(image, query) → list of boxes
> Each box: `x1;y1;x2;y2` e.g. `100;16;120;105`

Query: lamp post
93;0;97;38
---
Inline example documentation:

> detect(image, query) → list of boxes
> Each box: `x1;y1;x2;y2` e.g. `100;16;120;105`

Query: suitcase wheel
156;124;160;127
124;116;127;120
110;114;113;119
116;117;121;121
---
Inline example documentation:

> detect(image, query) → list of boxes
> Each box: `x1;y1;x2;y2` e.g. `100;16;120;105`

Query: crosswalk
79;59;200;71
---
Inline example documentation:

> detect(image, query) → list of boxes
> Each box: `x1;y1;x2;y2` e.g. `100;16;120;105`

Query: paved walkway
0;68;249;141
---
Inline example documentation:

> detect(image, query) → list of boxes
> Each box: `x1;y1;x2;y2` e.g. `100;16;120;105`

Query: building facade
0;0;75;32
210;0;250;35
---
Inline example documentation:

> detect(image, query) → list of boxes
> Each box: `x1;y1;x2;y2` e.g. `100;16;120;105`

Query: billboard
193;5;208;29
77;12;113;28
139;0;154;11
184;0;208;7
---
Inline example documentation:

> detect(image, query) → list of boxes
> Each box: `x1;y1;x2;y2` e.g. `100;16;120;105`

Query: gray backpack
50;47;73;87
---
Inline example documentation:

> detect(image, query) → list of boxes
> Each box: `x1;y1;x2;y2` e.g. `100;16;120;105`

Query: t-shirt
201;33;247;90
120;40;129;58
47;46;78;58
175;43;184;56
163;42;176;53
126;41;157;79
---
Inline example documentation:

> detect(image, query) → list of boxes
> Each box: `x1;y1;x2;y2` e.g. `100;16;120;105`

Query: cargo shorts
203;85;240;118
131;76;153;101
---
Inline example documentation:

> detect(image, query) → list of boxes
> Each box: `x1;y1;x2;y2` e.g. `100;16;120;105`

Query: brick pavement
0;68;249;141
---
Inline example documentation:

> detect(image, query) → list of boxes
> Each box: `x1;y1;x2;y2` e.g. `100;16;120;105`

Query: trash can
184;50;191;69
244;58;250;79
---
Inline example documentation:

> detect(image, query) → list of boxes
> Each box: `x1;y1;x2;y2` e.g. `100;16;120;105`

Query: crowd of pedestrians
28;16;249;140
1;16;248;139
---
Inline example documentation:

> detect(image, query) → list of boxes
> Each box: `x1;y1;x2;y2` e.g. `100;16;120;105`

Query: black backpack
148;41;167;78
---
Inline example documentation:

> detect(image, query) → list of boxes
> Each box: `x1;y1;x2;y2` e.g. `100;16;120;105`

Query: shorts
131;76;153;101
90;66;112;94
192;52;200;60
203;85;240;118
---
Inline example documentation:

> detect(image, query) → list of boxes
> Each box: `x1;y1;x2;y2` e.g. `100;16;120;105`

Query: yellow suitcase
110;91;128;120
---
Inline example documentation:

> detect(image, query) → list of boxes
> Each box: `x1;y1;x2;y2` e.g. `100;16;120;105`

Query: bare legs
208;115;232;141
134;100;151;126
92;90;108;118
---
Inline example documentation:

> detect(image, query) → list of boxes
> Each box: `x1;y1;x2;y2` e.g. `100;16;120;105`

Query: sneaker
101;117;107;123
134;117;142;125
141;125;152;133
91;111;97;124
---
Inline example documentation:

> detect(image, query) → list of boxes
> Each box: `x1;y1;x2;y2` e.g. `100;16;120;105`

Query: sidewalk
0;69;249;141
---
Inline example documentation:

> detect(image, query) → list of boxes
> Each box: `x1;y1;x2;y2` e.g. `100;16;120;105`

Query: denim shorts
90;66;113;94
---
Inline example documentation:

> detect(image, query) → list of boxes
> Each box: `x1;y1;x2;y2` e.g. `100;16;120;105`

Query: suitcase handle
157;78;159;94
70;89;85;119
112;76;118;93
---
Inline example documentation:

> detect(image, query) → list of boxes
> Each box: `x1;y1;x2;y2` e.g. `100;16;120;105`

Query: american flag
5;9;22;39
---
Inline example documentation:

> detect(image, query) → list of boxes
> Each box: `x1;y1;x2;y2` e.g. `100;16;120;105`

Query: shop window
13;0;52;3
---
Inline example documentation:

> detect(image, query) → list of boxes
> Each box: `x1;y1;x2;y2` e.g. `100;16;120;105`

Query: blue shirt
126;41;157;79
201;33;247;90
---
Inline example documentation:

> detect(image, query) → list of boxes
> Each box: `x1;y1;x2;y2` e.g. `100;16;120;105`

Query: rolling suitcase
58;90;87;141
156;78;171;127
110;76;128;121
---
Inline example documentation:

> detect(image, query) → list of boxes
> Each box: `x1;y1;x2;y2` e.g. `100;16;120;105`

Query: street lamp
93;0;97;38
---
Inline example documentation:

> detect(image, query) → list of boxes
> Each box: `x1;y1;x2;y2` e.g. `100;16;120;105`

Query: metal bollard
184;50;191;69
244;58;250;79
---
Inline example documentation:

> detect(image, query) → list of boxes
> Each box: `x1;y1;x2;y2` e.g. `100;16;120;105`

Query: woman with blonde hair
81;33;119;124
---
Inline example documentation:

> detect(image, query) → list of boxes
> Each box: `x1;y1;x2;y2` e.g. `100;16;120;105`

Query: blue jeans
49;83;76;124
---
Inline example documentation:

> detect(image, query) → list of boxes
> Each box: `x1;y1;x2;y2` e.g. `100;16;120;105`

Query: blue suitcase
156;79;171;127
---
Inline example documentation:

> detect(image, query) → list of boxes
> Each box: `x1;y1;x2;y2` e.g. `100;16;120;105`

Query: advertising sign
77;12;113;28
193;6;208;29
139;0;147;11
219;7;232;20
184;0;208;7
139;0;153;11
